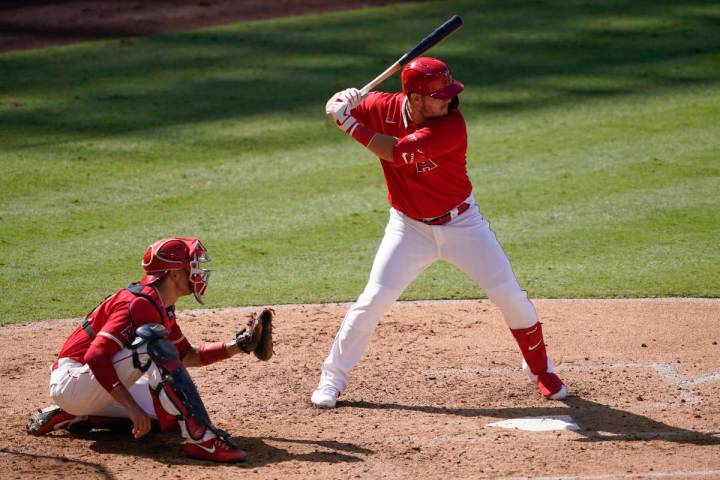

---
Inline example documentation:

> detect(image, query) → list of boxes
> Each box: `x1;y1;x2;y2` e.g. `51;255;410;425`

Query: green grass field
1;0;719;325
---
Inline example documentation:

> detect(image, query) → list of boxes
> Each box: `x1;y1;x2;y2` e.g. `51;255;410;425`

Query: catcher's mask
401;56;464;100
141;237;212;304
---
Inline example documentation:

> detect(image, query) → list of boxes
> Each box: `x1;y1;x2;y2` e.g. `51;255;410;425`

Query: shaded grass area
1;0;719;324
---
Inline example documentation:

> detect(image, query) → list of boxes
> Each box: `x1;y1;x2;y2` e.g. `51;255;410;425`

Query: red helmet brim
428;80;464;100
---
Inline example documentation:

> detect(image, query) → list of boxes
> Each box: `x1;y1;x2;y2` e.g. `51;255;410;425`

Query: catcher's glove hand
235;308;274;361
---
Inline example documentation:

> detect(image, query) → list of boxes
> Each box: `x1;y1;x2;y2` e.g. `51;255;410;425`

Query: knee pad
130;324;213;441
129;323;171;372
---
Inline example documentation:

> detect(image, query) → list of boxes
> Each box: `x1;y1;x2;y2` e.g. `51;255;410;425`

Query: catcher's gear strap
126;283;165;323
78;283;163;341
130;323;168;372
80;317;96;340
77;292;114;340
198;341;230;366
135;324;214;440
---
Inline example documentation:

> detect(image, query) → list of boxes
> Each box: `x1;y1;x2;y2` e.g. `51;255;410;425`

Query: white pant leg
50;346;157;418
88;374;157;418
319;209;438;392
439;205;538;329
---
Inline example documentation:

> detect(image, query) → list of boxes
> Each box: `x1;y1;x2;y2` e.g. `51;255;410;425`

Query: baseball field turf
1;0;719;325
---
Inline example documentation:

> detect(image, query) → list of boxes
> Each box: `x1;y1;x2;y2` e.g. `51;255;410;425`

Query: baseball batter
26;237;273;463
312;57;567;408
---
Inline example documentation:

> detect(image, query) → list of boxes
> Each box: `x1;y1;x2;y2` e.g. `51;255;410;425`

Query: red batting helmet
401;57;464;99
141;237;212;304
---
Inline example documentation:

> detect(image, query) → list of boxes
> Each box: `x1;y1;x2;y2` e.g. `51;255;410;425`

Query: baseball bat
359;15;463;97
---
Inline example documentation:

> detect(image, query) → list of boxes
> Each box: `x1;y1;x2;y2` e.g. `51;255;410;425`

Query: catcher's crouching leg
133;324;246;463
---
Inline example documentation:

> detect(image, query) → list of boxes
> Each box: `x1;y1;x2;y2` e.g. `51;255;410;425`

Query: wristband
348;122;375;147
198;341;230;366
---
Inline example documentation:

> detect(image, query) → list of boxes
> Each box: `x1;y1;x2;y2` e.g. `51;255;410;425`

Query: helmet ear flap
449;96;460;110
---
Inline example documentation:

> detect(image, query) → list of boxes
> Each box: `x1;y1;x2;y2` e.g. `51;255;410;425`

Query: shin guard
133;324;231;444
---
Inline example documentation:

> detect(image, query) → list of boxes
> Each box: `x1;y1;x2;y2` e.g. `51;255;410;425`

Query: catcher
26;237;273;463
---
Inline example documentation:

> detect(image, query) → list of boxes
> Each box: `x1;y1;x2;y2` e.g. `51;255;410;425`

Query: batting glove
326;94;358;134
341;88;362;109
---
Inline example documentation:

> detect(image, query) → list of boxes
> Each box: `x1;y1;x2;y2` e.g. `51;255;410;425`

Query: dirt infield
2;299;719;479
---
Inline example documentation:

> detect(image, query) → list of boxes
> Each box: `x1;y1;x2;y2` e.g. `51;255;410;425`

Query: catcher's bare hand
235;308;274;361
127;403;151;439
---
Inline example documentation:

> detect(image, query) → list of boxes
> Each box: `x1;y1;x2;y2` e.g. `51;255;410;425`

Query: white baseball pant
319;199;539;393
49;345;176;420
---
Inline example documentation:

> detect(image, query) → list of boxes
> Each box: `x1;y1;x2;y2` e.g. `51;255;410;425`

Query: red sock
511;322;549;375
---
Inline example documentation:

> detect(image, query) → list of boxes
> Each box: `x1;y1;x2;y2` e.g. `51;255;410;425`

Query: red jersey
353;92;472;219
54;283;190;392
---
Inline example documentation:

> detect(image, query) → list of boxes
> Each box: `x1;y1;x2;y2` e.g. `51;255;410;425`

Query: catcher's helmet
401;57;464;99
141;237;212;304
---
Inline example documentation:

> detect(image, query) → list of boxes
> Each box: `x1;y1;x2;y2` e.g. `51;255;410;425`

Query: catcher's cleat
311;385;339;408
183;435;246;463
26;405;87;436
522;360;568;400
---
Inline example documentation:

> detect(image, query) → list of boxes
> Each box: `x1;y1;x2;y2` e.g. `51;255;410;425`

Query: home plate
488;415;580;432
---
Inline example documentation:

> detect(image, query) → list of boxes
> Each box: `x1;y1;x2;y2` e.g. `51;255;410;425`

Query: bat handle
359;61;402;98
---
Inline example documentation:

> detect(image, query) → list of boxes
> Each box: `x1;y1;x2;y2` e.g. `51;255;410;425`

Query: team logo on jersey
415;159;438;173
120;325;134;341
401;152;415;164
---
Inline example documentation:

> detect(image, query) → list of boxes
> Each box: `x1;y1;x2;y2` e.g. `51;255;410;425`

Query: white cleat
547;384;568;400
311;385;339;408
522;359;568;400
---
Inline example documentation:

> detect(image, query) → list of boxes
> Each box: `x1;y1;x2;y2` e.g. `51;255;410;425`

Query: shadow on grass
340;396;720;445
1;0;719;147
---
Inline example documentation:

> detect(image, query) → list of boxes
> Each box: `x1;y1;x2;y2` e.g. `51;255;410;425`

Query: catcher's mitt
235;308;274;361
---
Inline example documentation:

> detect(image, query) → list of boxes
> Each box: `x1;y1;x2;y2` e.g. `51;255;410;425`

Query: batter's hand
326;92;358;134
341;88;362;109
326;88;362;112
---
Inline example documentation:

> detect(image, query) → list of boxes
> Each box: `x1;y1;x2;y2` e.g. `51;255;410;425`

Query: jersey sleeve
84;338;124;393
392;114;466;166
168;321;191;359
352;91;381;125
83;303;135;393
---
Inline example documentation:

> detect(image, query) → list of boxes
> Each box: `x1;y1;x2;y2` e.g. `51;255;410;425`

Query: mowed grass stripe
1;0;719;324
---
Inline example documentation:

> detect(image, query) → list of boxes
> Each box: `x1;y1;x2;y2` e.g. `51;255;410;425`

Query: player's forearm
109;383;142;411
110;383;151;439
367;133;397;162
183;341;241;368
